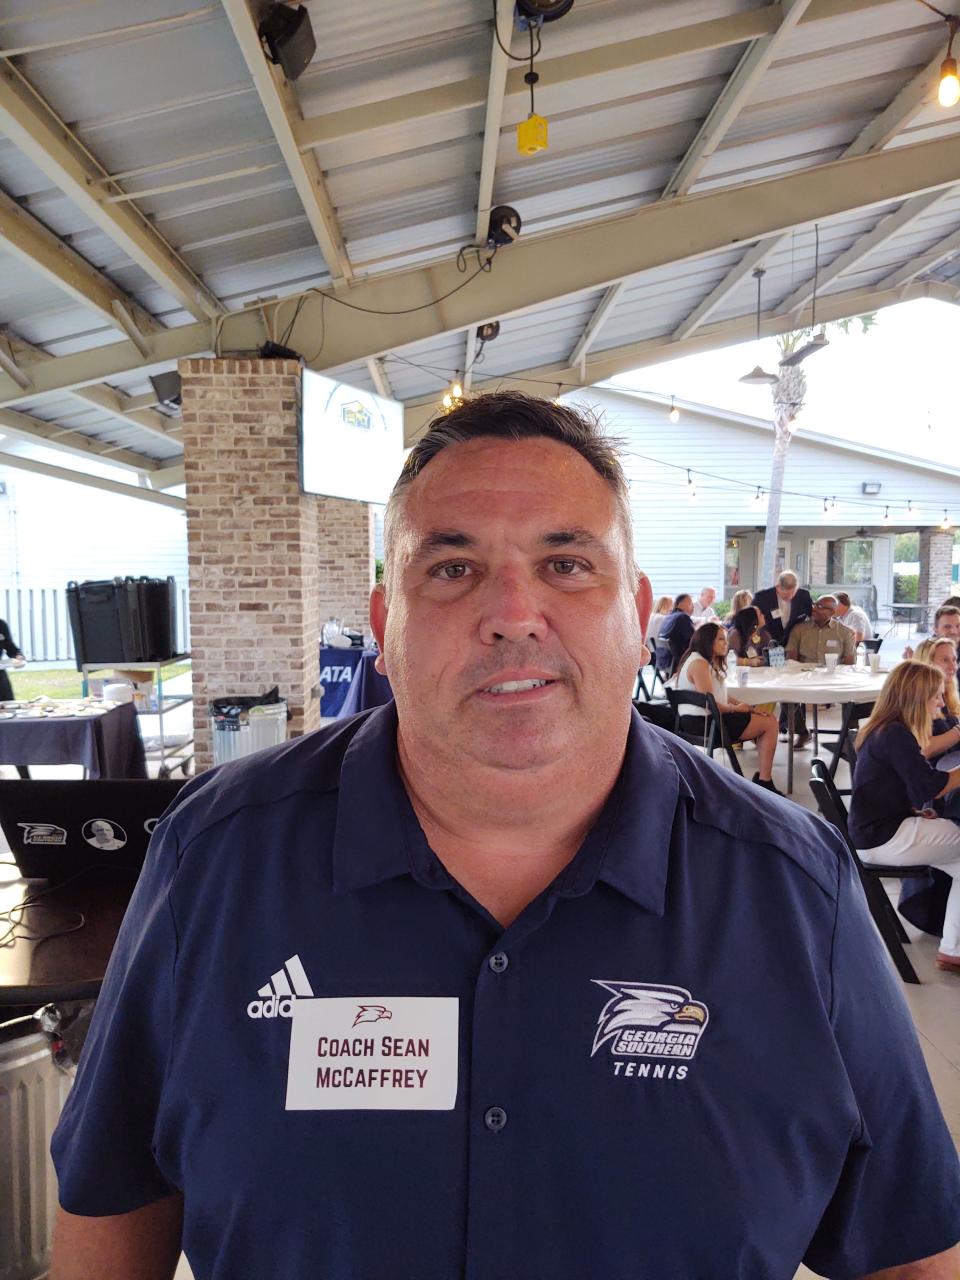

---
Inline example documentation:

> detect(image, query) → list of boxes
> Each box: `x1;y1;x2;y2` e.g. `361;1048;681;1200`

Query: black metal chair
809;756;931;984
811;700;874;794
665;688;743;776
634;654;664;702
862;637;883;653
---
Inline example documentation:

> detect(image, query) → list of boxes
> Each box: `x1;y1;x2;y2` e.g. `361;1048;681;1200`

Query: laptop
0;779;186;881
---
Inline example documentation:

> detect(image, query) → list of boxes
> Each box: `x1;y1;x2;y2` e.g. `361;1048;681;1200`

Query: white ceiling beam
669;46;949;339
365;357;394;400
219;0;353;288
0;404;162;472
779;187;955;316
70;383;180;444
293;0;897;152
0;187;162;340
568;282;627;371
661;0;815;199
402;279;933;441
6;131;960;410
0;449;184;508
877;225;960;289
0;60;222;321
463;0;513;396
0;336;32;391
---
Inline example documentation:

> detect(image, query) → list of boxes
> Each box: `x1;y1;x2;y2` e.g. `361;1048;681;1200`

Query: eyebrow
408;526;610;564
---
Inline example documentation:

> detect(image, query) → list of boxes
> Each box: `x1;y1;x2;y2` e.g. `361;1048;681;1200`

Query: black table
0;867;135;1005
0;702;147;779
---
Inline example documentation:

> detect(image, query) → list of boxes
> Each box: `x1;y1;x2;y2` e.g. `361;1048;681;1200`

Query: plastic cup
824;653;839;673
868;652;881;674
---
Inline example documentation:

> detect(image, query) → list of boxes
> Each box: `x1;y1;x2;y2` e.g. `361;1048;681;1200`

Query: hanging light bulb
907;499;914;516
882;506;890;523
553;383;563;406
687;469;698;501
827;496;837;512
823;498;830;514
668;396;680;424
751;486;767;510
941;509;953;531
451;380;463;400
941;14;960;106
442;393;453;410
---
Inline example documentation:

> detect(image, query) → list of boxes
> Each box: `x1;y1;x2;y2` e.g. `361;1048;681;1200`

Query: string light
751;486;767;510
941;509;953;531
687;469;698;502
668;396;680;424
907;499;914;515
440;377;464;413
553;383;563;406
917;1;960;106
882;506;890;523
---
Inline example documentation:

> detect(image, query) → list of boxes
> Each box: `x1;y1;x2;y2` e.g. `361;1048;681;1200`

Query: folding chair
665;689;743;776
809;756;931;984
862;638;882;654
634;655;662;702
811;701;873;794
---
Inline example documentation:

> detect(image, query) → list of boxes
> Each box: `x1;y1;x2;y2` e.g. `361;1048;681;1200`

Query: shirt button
488;951;509;974
484;1106;507;1133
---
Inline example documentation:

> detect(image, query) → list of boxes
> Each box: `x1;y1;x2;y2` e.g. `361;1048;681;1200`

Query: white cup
868;652;881;673
824;653;839;673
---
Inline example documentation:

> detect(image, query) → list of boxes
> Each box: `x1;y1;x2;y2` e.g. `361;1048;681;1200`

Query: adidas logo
246;954;314;1019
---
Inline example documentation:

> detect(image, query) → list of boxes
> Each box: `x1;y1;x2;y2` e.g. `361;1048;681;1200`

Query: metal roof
2;0;960;491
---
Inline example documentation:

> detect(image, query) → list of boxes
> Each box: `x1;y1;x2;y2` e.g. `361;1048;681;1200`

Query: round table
728;662;888;792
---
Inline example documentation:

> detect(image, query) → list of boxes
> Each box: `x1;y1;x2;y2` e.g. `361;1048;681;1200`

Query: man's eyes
427;558;590;581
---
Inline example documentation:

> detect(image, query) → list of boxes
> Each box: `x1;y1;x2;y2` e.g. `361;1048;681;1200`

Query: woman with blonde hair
644;595;673;649
848;660;960;972
727;588;753;618
914;637;960;758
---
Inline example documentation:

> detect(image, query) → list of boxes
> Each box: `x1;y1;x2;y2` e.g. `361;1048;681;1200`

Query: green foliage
893;574;919;604
895;532;919;561
7;663;192;702
375;558;384;584
714;599;730;620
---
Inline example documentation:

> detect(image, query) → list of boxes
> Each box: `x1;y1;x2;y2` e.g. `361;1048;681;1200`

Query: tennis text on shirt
286;997;459;1110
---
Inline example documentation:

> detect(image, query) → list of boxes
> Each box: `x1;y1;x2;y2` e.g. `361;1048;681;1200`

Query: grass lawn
6;663;192;702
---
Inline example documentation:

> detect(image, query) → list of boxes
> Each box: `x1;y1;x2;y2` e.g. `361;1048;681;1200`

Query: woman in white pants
848;660;960;973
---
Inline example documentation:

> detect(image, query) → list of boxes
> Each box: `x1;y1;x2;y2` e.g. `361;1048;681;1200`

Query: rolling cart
80;655;193;778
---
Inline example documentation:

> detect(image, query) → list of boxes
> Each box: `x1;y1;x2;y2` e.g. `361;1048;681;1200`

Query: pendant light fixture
779;224;829;368
916;0;960;106
739;268;780;385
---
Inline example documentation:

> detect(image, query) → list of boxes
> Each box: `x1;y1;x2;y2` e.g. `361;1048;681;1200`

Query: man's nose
477;570;549;645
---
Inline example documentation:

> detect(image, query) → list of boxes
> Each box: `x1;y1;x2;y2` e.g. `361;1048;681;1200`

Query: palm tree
759;316;875;586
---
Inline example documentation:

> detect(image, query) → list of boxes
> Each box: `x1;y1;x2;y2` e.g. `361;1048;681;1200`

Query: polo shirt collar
333;704;684;917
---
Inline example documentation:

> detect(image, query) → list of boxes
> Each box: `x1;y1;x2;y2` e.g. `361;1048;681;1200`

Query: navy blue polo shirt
848;722;949;849
52;707;960;1280
658;609;694;666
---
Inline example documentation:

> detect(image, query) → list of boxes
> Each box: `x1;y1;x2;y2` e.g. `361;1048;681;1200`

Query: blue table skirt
338;652;393;718
0;701;147;779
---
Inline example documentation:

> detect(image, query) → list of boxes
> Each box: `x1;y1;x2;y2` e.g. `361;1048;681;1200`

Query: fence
0;583;191;663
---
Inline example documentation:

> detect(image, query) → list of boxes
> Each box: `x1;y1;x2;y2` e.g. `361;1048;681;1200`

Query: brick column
179;358;321;772
316;496;375;632
918;527;954;631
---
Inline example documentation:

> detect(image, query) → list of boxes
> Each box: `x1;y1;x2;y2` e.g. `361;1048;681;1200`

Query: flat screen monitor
301;369;404;504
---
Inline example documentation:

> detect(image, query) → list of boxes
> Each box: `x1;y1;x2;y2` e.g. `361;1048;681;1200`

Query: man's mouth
480;678;554;695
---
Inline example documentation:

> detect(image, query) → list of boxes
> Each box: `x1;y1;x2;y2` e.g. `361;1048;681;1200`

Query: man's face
935;613;960;641
777;582;798;601
91;820;112;844
679;597;694;615
811;600;836;628
371;438;644;773
700;588;716;607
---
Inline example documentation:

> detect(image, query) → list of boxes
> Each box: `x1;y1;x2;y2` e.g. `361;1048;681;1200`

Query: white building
569;386;960;615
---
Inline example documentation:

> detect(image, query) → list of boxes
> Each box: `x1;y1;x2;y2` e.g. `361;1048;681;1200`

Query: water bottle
727;650;737;676
856;642;866;670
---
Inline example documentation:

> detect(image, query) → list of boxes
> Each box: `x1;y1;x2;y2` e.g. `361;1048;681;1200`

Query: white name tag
285;997;459;1111
771;608;782;620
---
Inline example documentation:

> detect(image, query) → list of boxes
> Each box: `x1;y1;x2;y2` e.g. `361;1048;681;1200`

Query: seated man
658;593;695;671
784;595;856;748
904;604;960;673
834;592;872;644
691;586;717;624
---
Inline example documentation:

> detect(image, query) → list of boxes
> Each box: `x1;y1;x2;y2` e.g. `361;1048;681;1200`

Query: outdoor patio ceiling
1;0;960;489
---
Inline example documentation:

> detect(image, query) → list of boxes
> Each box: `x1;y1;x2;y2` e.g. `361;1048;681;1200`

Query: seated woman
915;637;960;759
726;606;771;666
673;622;781;793
644;595;673;650
726;589;753;622
848;660;960;973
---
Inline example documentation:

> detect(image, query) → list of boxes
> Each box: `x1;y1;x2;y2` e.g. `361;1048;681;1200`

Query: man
691;585;717;623
50;394;959;1280
783;595;857;749
904;603;960;661
834;591;873;644
82;819;126;851
752;570;813;647
657;591;695;670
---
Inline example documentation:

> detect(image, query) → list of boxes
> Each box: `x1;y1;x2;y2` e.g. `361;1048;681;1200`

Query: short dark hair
383;391;634;585
674;593;692;609
835;592;851;607
935;604;960;626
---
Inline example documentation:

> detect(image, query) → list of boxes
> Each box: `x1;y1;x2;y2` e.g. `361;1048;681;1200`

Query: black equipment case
67;576;178;668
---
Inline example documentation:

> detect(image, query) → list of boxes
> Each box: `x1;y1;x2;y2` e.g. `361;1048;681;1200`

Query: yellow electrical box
517;113;548;156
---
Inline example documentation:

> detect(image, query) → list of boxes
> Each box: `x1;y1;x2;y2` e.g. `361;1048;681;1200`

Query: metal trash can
210;688;288;765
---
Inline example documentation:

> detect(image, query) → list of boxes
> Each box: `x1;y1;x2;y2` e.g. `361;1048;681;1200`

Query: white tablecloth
727;663;888;707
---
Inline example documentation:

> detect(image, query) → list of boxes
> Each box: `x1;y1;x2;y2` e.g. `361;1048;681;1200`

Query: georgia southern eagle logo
591;980;709;1060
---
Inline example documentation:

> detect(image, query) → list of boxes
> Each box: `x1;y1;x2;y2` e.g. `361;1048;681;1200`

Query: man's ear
369;584;388;673
636;570;653;639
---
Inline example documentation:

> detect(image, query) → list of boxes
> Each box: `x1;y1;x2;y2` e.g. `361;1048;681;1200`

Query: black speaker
258;4;316;82
517;0;575;21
